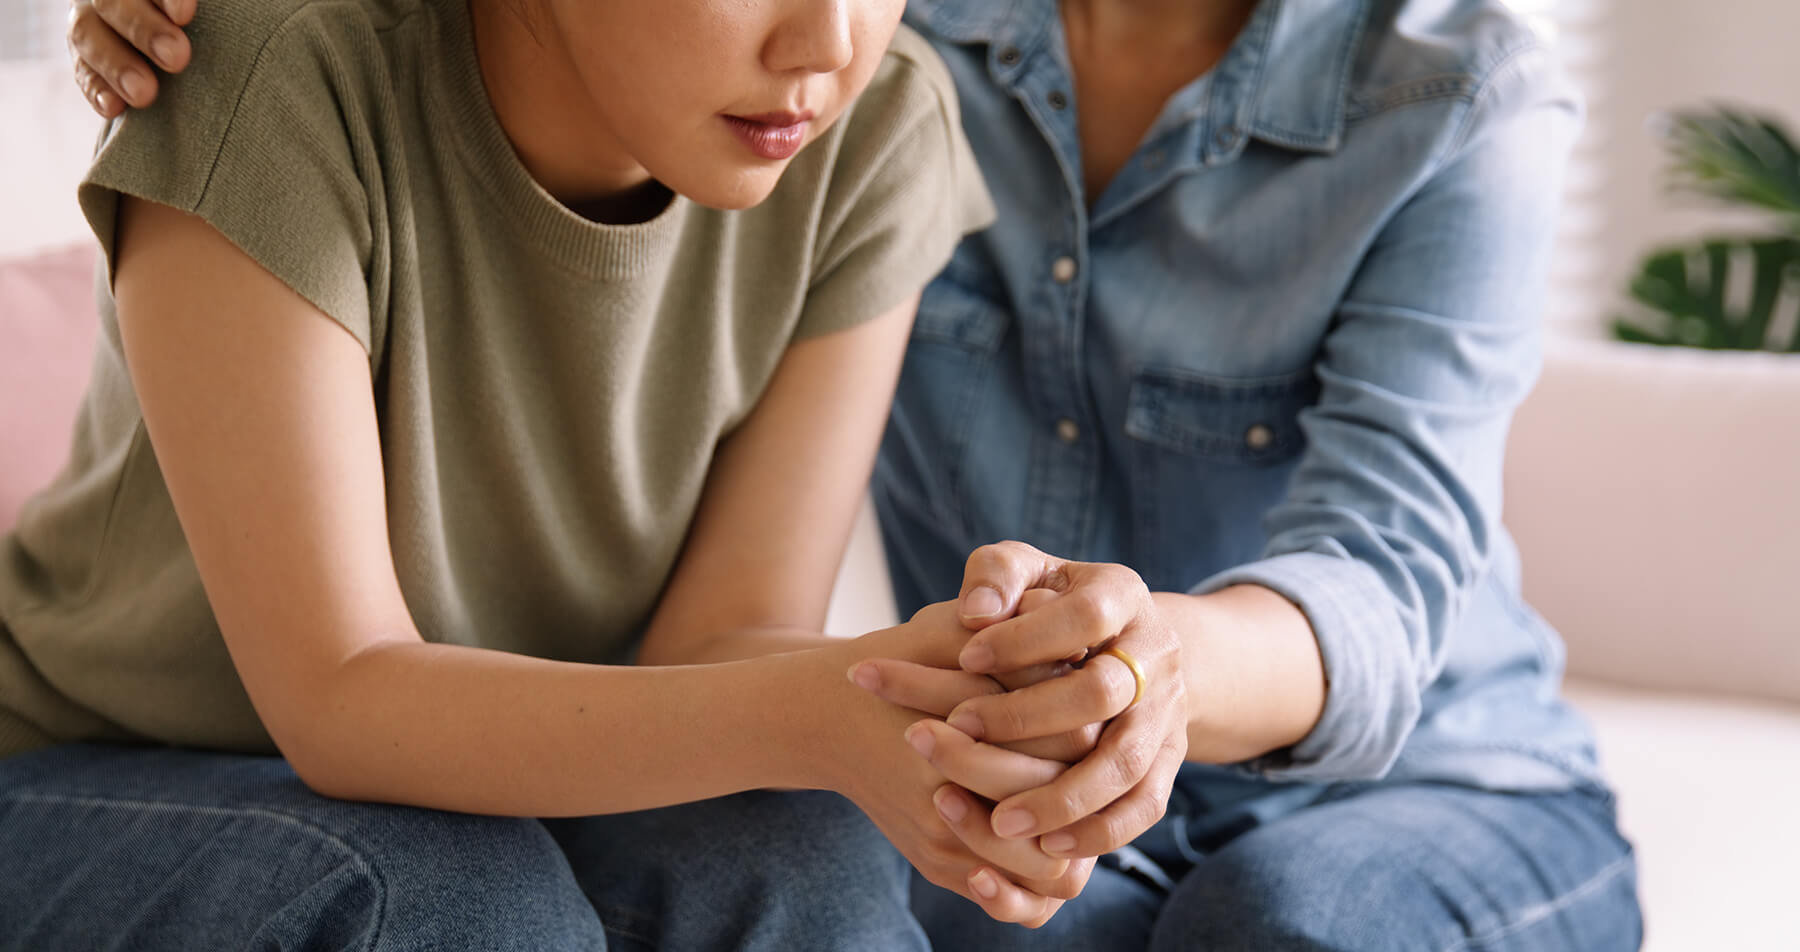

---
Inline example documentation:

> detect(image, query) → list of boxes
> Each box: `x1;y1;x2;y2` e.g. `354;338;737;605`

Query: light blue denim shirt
876;0;1608;794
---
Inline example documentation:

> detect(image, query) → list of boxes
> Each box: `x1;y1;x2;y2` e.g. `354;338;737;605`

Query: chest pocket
1124;366;1319;465
910;265;1009;352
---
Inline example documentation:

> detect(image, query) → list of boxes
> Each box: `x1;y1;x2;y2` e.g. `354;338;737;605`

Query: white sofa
826;335;1800;952
1507;337;1800;951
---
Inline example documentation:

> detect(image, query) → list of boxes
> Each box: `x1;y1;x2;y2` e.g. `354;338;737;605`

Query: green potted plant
1612;107;1800;352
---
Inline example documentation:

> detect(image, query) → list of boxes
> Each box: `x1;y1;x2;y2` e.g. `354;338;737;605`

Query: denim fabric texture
912;782;1642;951
880;0;1607;793
884;0;1643;944
0;745;928;951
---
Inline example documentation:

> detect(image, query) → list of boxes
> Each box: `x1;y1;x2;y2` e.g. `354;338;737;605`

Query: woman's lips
723;112;813;161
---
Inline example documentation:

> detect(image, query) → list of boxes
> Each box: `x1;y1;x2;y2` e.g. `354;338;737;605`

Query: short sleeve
795;26;996;340
77;3;375;352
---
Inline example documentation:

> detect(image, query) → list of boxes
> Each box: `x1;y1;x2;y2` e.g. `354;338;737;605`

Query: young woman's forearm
1153;586;1327;763
637;625;845;666
289;639;857;816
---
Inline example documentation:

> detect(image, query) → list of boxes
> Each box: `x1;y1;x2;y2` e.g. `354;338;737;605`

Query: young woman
0;0;1105;946
68;0;1648;948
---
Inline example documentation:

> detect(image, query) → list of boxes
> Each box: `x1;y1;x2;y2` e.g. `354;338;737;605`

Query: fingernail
119;71;150;104
847;663;879;692
961;586;1002;619
960;642;995;673
946;709;983;740
993;808;1034;838
905;723;935;758
1042;832;1076;854
151;36;179;70
934;787;968;824
971;869;999;899
96;90;120;115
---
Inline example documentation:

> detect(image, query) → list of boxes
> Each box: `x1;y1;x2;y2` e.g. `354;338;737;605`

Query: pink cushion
0;243;100;534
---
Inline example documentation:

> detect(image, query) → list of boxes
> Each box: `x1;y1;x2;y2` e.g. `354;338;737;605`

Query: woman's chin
671;165;788;212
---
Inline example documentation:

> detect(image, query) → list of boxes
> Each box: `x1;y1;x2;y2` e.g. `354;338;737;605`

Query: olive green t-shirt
0;0;992;758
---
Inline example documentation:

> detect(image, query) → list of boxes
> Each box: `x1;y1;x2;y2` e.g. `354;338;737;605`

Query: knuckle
984;699;1029;740
1045;789;1084;827
963;546;999;577
1146;790;1170;825
1068;588;1111;632
1161;729;1189;763
1079;667;1117;711
969;541;1020;575
1111;737;1153;785
996;539;1037;560
67;9;94;48
1102;811;1136;849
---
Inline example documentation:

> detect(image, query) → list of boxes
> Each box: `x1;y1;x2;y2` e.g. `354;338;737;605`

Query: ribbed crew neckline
425;0;688;281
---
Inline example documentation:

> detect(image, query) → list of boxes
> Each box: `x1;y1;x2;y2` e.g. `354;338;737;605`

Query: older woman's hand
67;0;193;117
946;541;1188;860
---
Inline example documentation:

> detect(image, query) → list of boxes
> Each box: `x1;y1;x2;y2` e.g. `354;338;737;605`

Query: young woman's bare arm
112;196;802;811
632;293;913;666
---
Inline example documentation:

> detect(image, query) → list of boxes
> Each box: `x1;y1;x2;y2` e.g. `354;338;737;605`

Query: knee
557;790;920;950
1148;847;1418;952
262;806;601;951
597;789;910;896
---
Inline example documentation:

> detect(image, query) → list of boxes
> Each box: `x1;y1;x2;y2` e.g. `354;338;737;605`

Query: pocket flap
1125;366;1319;463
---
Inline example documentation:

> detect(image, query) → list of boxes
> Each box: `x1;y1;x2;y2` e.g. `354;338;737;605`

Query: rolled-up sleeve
1192;47;1581;781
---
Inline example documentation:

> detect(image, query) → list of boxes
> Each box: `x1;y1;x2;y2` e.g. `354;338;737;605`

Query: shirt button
1056;418;1080;444
1244;423;1275;451
1051;256;1077;284
1143;149;1167;170
1047;90;1068;110
997;46;1022;66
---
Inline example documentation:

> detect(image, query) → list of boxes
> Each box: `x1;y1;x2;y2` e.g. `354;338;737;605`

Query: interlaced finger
946;653;1137;743
960;579;1136;673
986;702;1169;839
1037;737;1184;859
907;719;1065;802
848;658;1001;717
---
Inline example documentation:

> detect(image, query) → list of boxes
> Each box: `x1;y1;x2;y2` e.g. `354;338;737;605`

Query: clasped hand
848;542;1188;927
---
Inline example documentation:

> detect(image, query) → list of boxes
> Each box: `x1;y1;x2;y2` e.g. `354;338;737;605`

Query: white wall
1542;1;1800;333
0;0;103;260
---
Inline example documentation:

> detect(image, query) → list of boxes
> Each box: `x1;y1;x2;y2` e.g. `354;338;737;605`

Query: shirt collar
906;0;1367;154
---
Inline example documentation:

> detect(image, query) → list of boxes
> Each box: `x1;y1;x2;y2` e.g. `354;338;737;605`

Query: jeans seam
594;904;658;947
1436;853;1635;952
5;791;390;951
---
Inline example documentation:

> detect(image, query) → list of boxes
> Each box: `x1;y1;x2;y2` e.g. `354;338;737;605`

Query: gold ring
1099;646;1146;712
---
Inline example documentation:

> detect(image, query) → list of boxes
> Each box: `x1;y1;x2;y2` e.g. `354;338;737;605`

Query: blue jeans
913;781;1643;951
0;744;928;951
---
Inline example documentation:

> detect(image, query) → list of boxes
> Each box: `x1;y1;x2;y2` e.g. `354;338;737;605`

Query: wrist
752;637;888;795
1157;586;1326;763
